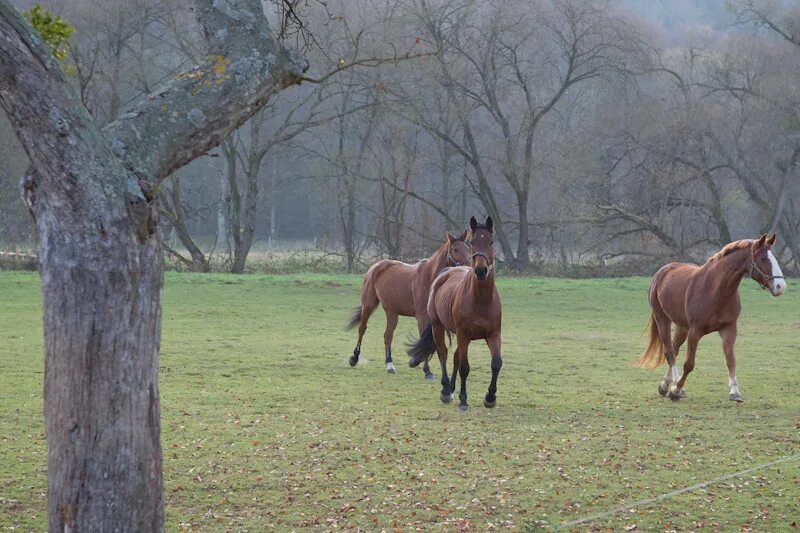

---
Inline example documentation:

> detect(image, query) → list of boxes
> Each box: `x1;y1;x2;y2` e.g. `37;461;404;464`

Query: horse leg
450;333;467;403
670;327;700;400
350;302;377;367
484;333;502;408
650;310;675;396
383;311;399;374
660;325;686;396
720;324;742;402
456;336;470;412
450;345;460;398
433;322;452;403
417;317;436;381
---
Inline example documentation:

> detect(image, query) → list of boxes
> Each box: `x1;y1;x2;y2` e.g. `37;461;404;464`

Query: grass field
1;272;798;531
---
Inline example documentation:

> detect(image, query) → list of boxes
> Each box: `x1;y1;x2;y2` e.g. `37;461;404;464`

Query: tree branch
101;0;309;196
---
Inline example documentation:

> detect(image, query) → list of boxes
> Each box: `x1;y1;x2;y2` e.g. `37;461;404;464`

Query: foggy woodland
2;0;799;274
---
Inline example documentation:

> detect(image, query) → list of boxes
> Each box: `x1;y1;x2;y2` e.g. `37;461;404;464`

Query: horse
346;230;471;378
635;234;786;402
407;216;502;411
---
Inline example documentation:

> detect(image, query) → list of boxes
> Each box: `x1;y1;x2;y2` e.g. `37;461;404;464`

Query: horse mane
707;239;754;263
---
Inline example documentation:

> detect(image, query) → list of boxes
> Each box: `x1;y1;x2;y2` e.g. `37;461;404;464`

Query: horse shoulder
686;265;743;329
437;268;469;328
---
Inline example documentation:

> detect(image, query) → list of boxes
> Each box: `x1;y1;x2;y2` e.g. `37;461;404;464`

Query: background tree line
2;0;799;274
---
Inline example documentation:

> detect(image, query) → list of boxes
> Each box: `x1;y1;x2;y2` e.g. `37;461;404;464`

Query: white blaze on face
767;250;786;296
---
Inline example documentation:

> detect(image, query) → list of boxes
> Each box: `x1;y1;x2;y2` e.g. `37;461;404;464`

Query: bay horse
636;234;786;402
408;216;502;411
346;231;471;378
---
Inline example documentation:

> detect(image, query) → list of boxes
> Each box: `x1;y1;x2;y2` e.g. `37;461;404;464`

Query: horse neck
704;247;750;295
468;270;495;305
425;243;450;273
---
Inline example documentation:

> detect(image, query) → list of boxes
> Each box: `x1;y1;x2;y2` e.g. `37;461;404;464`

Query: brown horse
636;234;786;402
408;216;502;411
346;231;471;378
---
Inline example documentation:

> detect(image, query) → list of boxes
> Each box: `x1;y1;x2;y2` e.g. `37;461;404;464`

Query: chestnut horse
346;231;471;378
408;216;502;411
636;234;786;401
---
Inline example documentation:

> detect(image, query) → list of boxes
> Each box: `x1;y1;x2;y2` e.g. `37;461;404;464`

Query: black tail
407;323;436;367
345;306;362;331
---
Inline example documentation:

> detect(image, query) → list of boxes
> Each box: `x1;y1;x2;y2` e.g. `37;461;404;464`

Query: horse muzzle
770;278;786;297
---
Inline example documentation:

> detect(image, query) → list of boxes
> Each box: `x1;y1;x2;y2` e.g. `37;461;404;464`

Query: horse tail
346;263;383;331
407;323;436;366
345;306;362;331
634;312;665;369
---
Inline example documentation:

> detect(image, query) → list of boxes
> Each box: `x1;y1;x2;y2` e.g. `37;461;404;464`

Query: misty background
1;0;798;274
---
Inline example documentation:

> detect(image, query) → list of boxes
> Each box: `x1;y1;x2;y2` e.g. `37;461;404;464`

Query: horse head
446;230;471;267
469;216;495;281
750;234;786;297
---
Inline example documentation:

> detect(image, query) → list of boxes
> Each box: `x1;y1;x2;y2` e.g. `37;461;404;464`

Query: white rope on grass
555;454;799;530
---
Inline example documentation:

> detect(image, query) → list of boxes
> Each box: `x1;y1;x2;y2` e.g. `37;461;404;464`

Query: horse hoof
458;404;468;412
484;396;496;409
348;355;358;367
440;392;453;404
387;367;396;375
729;393;744;402
658;380;670;396
424;372;436;381
668;386;686;401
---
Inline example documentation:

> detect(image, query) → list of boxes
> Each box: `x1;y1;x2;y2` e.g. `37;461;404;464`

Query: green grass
0;272;798;531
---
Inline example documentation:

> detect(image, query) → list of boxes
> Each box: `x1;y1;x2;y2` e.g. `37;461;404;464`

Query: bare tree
159;174;214;272
393;0;643;268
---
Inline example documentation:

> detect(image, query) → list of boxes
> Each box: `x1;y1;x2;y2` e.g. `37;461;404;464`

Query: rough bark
0;0;306;530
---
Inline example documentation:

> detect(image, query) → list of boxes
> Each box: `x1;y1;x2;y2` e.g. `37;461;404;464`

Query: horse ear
767;233;776;246
486;216;493;232
470;216;478;232
446;232;455;244
757;234;767;247
459;229;468;241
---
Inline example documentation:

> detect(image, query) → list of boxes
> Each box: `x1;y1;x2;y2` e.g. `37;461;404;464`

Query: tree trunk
269;199;276;249
0;0;306;529
515;189;530;269
779;217;800;274
231;165;258;274
218;170;230;255
165;177;210;272
440;138;451;230
460;167;467;226
344;173;357;272
40;200;164;531
232;229;254;274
